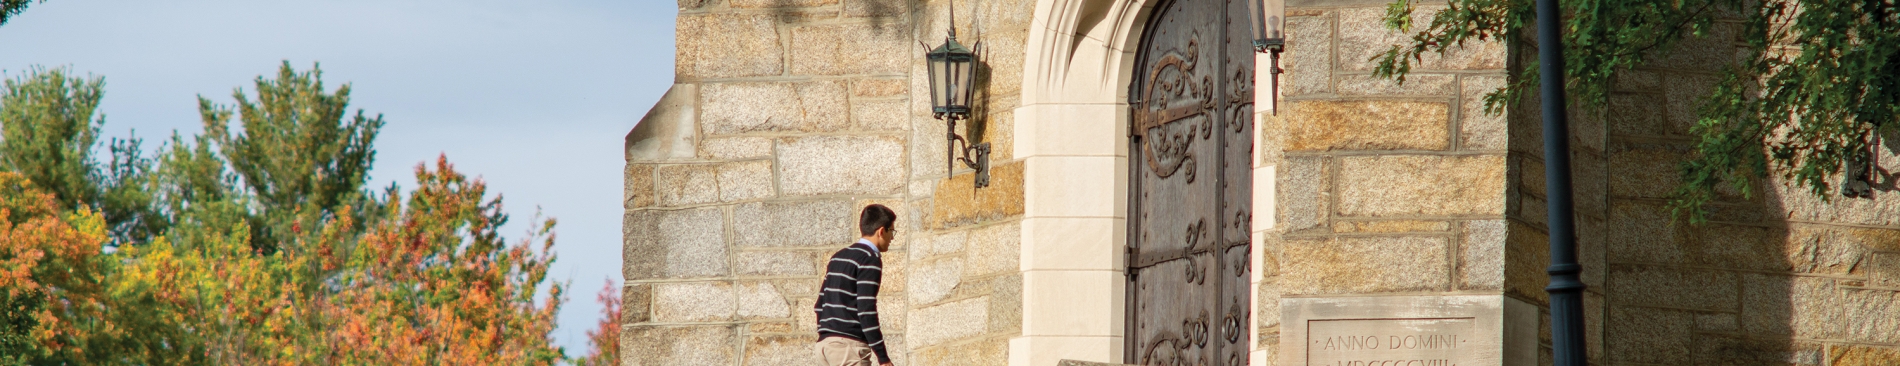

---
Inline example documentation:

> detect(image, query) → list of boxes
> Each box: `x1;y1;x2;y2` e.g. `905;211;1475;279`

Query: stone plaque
1306;318;1474;366
1280;295;1537;366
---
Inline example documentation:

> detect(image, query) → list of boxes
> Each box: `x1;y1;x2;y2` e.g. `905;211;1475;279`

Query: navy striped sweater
814;239;889;363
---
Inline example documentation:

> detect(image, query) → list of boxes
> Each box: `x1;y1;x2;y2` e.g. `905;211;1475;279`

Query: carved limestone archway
1010;0;1276;365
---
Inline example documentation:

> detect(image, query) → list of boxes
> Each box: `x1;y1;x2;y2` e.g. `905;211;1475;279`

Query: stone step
1055;360;1136;366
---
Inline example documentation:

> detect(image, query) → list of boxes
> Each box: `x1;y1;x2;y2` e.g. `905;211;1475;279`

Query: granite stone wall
1500;11;1900;366
1259;2;1513;364
623;0;1035;365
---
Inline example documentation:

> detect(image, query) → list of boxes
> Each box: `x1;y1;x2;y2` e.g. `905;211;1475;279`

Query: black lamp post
924;2;989;188
1534;0;1588;364
1245;0;1287;114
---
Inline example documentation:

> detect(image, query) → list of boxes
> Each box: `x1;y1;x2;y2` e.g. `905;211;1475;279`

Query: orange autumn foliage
320;156;565;365
574;279;621;366
0;172;111;363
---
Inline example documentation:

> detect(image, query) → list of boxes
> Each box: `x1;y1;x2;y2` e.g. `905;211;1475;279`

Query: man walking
813;204;896;366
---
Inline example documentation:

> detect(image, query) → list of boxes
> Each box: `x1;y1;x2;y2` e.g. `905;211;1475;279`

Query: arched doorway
1125;0;1255;364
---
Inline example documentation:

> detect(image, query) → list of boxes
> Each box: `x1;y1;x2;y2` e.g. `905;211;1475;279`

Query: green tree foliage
1371;0;1900;221
0;68;160;245
0;63;597;365
198;62;384;253
0;0;44;26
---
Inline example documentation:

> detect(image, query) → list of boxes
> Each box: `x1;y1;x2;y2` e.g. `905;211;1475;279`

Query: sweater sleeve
855;256;890;364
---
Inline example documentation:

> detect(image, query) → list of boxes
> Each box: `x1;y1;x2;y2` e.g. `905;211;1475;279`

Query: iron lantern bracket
945;116;991;188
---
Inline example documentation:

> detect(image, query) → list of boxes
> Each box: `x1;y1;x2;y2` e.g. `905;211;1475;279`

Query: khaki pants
812;336;876;366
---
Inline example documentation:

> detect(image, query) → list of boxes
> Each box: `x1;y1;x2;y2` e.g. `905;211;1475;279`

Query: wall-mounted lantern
924;2;989;188
1247;0;1287;114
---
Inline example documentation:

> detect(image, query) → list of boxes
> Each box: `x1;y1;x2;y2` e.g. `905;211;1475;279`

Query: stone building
622;0;1900;365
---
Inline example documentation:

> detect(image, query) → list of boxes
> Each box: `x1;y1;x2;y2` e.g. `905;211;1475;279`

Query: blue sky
0;0;677;354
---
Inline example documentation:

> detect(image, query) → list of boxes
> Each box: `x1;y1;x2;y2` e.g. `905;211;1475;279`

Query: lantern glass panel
950;57;973;113
929;55;950;114
1248;0;1285;44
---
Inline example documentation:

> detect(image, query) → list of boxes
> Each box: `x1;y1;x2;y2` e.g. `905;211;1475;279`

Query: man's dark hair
858;204;896;236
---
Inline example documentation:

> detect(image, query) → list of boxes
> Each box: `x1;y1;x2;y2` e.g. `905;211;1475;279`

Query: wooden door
1126;0;1254;364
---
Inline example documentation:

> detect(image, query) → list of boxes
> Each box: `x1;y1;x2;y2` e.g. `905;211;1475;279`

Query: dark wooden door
1126;0;1254;364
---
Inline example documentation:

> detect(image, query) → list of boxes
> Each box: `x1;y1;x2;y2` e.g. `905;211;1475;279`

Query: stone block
737;281;791;320
1023;217;1123;271
1605;201;1786;271
1688;335;1826;366
967;222;1023;277
1607;141;1689;199
717;160;775;202
622;325;736;366
777;135;906;196
852;78;908;98
1779;225;1873;275
1275;100;1450;152
626;164;655;209
1646;21;1743;71
654;164;719;206
1336;154;1506;217
979;30;1030;98
1606;93;1676;137
652;281;737;322
678;0;705;10
624;208;729;280
1285;14;1333;95
1332;220;1450;233
853;99;909;131
1613;69;1662;92
735;250;819;277
629;85;696;164
742;334;821;366
734;200;857;248
928;162;1026;229
624;283;652;323
843;0;908;20
980;108;1017;161
985;273;1024;334
1460;75;1509;151
791;23;909;76
1776;176;1900;227
1695;312;1739;333
910;296;990;348
1277;157;1327;233
1741;274;1845;339
977;0;1035;32
909;257;964;305
1503;220;1550;304
1336;7;1503;71
1335;73;1456;96
1871;252;1900;289
675;14;783;79
1606;306;1693;365
730;0;836;7
702;81;849;135
910;108;949;179
911;230;967;260
1605;265;1738;312
1460;220;1506;291
1282;236;1450;295
1831;345;1900;366
748;321;798;334
1843;288;1900;344
700;137;774;160
1023;270;1121;337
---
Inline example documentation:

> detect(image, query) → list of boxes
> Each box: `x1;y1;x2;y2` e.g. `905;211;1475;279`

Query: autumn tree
1372;0;1900;220
574;279;622;366
0;64;589;364
0;173;112;365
